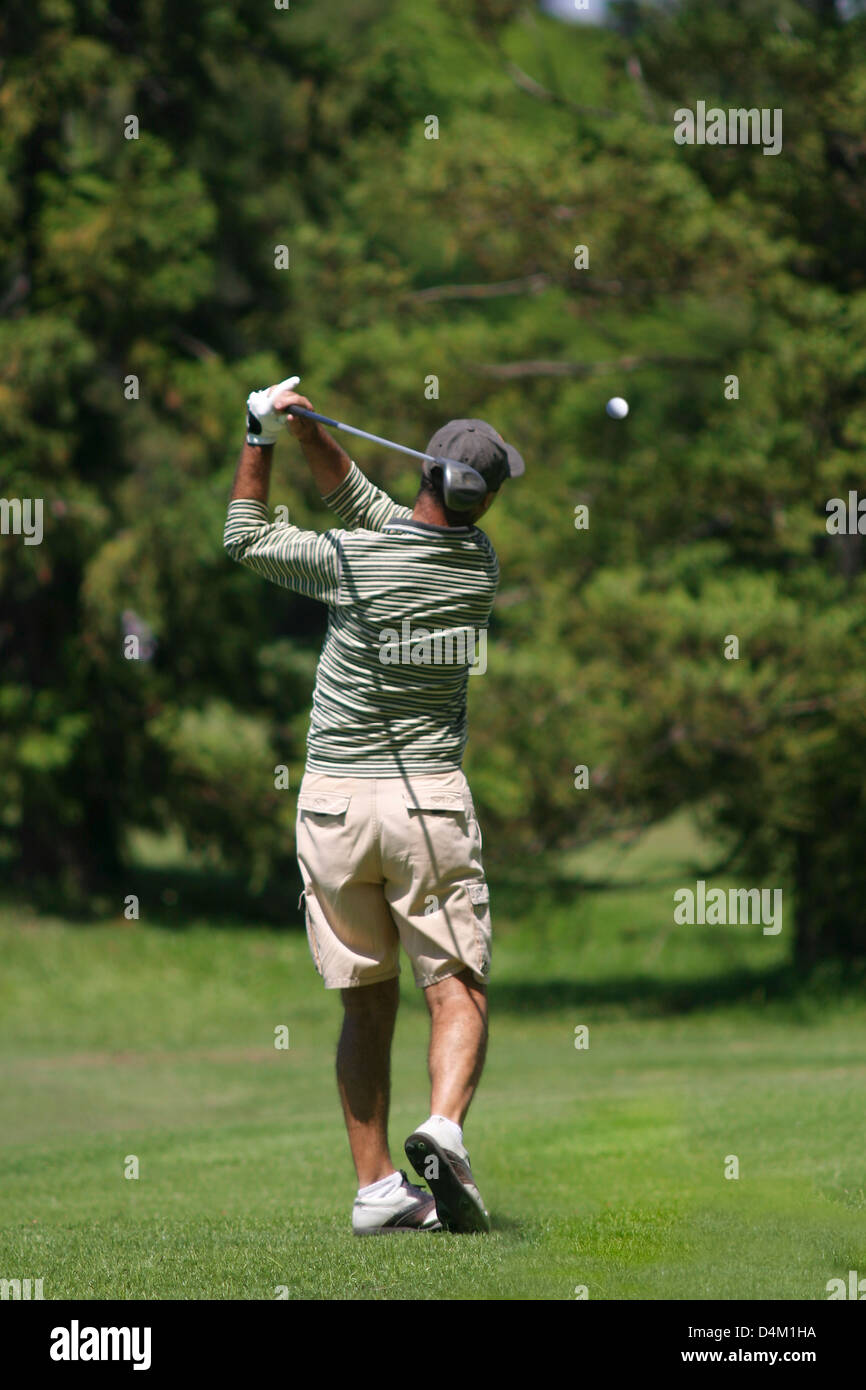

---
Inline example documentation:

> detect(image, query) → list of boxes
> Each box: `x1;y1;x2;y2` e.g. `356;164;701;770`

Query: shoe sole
404;1131;490;1234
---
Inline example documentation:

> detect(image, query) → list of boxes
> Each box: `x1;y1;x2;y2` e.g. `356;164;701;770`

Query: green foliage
2;0;865;958
147;700;295;888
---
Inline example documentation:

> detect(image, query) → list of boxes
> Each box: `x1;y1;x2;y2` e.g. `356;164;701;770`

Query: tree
2;0;865;967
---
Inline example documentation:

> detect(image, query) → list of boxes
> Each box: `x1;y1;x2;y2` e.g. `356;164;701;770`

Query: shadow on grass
486;865;728;913
2;862;305;930
3;851;692;930
488;960;866;1018
5;864;864;1018
488;1213;536;1238
5;859;624;933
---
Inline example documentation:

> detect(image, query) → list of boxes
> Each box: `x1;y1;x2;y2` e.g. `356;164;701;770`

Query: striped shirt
224;462;499;776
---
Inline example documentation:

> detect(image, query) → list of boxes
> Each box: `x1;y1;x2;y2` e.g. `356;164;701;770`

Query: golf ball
606;397;629;419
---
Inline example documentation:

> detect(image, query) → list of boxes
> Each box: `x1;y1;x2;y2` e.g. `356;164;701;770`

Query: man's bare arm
272;387;352;495
231;386;352;504
230;441;275;502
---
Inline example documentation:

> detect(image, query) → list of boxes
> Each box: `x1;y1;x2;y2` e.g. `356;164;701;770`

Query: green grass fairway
2;821;865;1300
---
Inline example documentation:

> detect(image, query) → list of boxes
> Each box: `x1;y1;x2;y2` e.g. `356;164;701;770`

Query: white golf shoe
404;1117;490;1233
352;1170;441;1235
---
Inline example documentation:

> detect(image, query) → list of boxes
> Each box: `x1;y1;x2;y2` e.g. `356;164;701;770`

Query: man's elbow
223;525;252;564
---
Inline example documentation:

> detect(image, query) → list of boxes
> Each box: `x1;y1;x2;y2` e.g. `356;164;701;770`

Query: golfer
224;376;524;1233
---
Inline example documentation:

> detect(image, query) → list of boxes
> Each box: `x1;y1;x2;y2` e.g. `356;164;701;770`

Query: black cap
425;419;525;492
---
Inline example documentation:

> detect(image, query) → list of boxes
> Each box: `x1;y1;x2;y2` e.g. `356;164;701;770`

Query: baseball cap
425;419;525;492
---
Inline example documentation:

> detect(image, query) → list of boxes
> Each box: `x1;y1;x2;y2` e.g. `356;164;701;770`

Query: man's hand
241;374;352;497
269;387;320;443
246;374;302;445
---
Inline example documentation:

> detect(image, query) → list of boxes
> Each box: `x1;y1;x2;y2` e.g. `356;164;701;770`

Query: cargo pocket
465;880;491;980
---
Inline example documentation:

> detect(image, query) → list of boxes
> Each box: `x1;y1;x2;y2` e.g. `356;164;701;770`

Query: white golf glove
246;374;301;446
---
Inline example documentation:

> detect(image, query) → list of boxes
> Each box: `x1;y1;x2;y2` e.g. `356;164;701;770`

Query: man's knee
425;968;487;1013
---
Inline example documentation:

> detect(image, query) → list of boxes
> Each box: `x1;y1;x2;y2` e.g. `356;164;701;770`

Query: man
224;376;524;1234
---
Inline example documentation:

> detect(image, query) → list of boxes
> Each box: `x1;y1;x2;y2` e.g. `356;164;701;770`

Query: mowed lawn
1;819;865;1300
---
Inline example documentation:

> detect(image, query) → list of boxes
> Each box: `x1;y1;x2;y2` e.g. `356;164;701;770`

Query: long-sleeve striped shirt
224;463;499;776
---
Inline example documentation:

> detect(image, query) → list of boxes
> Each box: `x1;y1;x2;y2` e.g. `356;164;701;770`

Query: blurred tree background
1;0;864;962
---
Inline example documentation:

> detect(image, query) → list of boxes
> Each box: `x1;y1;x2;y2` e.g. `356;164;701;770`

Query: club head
428;456;489;511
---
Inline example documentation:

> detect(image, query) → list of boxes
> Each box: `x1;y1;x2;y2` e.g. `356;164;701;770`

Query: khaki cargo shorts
295;768;492;990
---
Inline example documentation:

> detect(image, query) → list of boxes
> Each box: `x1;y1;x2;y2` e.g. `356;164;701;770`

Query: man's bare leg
336;976;399;1187
425;968;488;1124
402;968;490;1232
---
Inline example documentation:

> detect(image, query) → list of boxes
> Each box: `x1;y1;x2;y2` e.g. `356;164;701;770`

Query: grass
1;815;865;1300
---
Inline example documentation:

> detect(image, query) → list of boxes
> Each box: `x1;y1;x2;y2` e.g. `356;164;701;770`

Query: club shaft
286;405;439;465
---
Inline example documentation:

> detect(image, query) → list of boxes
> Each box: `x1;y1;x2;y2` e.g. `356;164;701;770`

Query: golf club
282;404;488;511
